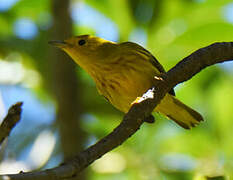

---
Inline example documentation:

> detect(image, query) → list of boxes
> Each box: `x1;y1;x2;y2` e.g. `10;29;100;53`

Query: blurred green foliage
0;0;233;179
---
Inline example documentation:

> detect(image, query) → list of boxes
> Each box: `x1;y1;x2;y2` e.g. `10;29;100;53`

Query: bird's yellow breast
92;56;159;113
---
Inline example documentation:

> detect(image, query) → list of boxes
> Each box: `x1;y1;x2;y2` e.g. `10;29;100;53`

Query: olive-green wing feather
119;42;175;96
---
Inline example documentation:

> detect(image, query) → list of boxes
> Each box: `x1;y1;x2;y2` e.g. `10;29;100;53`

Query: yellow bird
49;35;203;129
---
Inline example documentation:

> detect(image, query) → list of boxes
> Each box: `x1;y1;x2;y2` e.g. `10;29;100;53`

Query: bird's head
49;35;117;71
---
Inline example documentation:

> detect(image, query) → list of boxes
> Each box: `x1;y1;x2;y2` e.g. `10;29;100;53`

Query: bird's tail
155;94;203;129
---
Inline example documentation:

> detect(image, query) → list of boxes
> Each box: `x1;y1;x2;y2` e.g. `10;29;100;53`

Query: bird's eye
78;39;86;46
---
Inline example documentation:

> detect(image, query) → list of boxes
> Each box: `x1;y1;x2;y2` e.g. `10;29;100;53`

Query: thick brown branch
0;102;23;145
0;42;232;180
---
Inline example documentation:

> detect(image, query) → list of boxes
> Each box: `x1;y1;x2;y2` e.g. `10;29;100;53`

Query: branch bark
0;42;232;180
0;102;23;145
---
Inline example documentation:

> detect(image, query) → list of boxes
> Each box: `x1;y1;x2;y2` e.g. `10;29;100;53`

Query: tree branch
0;42;232;180
0;102;23;146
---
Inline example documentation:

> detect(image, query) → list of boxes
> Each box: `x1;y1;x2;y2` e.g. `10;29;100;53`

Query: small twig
0;102;23;145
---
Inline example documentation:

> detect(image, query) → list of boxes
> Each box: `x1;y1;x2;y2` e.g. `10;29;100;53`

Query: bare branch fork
0;42;232;180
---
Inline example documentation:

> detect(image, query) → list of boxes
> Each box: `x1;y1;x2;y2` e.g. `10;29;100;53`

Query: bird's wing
119;42;175;96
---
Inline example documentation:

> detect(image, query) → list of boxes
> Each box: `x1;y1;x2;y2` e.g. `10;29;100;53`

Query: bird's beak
48;40;68;49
